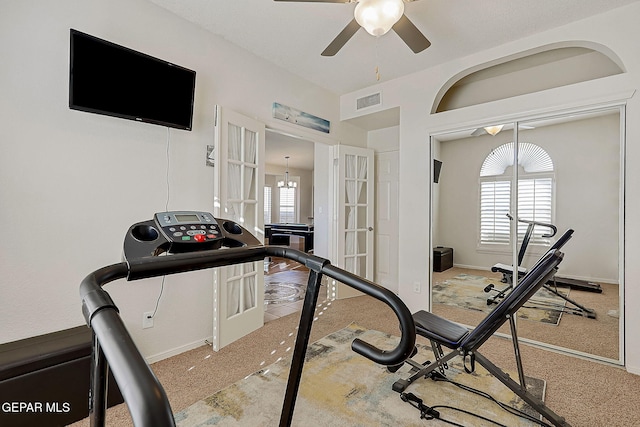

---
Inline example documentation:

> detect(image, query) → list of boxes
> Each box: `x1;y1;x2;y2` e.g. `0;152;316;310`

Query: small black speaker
433;159;443;183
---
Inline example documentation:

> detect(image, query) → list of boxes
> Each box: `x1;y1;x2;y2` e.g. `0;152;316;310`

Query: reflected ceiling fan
274;0;431;56
471;124;535;137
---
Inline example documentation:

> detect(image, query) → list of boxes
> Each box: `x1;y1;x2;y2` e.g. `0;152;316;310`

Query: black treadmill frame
80;243;415;427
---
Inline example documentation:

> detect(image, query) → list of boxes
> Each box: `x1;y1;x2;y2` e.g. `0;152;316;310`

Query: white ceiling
148;0;638;95
146;0;638;169
265;128;315;170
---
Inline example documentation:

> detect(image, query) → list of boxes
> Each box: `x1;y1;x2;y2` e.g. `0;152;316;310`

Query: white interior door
333;145;375;299
212;105;265;351
375;151;399;293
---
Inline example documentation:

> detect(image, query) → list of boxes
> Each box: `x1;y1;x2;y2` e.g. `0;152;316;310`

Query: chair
392;249;571;427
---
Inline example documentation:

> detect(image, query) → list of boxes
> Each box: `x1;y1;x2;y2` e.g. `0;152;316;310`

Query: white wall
438;49;623;111
0;0;367;361
340;3;640;373
368;126;399;152
313;143;333;260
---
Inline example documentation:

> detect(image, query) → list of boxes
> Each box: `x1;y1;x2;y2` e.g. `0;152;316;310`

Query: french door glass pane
346;154;356;178
227;278;241;318
244;165;257;200
243;263;257;310
244;129;257;163
357;231;367;254
358;181;368;204
228;124;241;161
228;163;242;200
358;155;368;179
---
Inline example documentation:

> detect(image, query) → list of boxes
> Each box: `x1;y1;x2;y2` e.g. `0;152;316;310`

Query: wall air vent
356;92;382;110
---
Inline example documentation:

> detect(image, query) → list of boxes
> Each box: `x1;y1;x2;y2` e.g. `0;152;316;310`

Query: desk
266;224;314;252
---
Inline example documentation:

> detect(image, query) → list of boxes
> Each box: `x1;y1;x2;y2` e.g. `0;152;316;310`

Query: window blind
279;187;296;223
480;180;511;244
264;186;272;225
517;177;553;244
480;177;553;245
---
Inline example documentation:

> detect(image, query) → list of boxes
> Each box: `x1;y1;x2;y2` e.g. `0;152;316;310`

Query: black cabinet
0;326;123;426
433;247;453;272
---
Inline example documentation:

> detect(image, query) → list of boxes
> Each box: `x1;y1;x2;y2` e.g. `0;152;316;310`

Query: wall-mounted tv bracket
80;211;415;427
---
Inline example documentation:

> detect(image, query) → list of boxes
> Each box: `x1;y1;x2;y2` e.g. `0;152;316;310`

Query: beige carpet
175;323;545;426
71;295;640;427
432;267;620;360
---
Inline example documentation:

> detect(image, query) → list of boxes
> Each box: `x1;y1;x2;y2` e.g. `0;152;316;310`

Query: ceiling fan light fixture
484;124;505;136
354;0;405;37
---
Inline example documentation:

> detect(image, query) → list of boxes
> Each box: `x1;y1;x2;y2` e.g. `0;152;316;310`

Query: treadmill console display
154;211;223;250
124;211;261;262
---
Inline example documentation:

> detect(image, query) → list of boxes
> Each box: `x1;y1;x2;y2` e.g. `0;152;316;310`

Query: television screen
69;29;196;130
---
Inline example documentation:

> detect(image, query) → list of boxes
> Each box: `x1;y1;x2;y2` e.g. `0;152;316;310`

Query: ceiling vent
356;92;382;110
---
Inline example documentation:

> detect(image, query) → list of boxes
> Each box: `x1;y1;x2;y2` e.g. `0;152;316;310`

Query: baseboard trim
452;263;491;271
146;336;213;364
626;364;640;376
452;264;618;285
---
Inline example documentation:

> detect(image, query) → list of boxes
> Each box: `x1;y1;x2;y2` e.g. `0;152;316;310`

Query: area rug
175;324;546;426
433;273;569;325
264;281;306;305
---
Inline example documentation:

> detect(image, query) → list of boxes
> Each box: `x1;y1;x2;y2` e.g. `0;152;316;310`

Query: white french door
212;105;265;351
332;145;375;299
374;151;399;293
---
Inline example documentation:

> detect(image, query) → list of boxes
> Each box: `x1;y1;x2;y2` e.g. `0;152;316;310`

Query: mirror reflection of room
431;107;622;362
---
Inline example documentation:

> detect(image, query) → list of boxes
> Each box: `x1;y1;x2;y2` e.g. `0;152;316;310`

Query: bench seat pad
413;310;469;349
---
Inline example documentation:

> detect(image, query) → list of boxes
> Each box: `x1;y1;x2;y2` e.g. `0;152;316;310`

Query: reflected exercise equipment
80;211;416;427
485;215;597;318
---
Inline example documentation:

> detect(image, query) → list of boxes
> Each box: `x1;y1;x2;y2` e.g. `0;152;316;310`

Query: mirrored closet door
430;106;624;363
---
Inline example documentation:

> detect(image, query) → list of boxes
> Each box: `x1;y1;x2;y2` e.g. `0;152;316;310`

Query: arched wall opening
432;41;625;114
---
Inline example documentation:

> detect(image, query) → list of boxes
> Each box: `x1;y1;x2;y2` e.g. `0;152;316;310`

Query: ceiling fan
274;0;431;56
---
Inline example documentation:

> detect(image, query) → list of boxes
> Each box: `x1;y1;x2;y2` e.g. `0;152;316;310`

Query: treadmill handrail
323;263;414;364
267;246;416;365
80;246;415;426
80;263;176;427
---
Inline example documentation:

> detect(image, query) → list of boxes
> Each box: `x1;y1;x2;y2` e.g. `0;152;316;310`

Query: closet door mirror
431;107;623;363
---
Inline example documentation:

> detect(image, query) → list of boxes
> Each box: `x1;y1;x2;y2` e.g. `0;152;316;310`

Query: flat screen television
69;29;196;130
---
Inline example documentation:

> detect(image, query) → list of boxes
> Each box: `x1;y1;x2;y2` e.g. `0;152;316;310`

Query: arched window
479;142;554;247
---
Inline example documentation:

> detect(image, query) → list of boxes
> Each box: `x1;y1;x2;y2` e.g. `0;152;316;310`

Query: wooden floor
263;257;309;323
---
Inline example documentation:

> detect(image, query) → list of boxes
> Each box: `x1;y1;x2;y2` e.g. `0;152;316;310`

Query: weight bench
486;216;558;305
487;228;596;319
391;249;571;427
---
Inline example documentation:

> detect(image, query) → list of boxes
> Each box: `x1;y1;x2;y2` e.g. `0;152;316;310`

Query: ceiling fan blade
392;14;431;53
273;0;350;3
321;18;360;56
